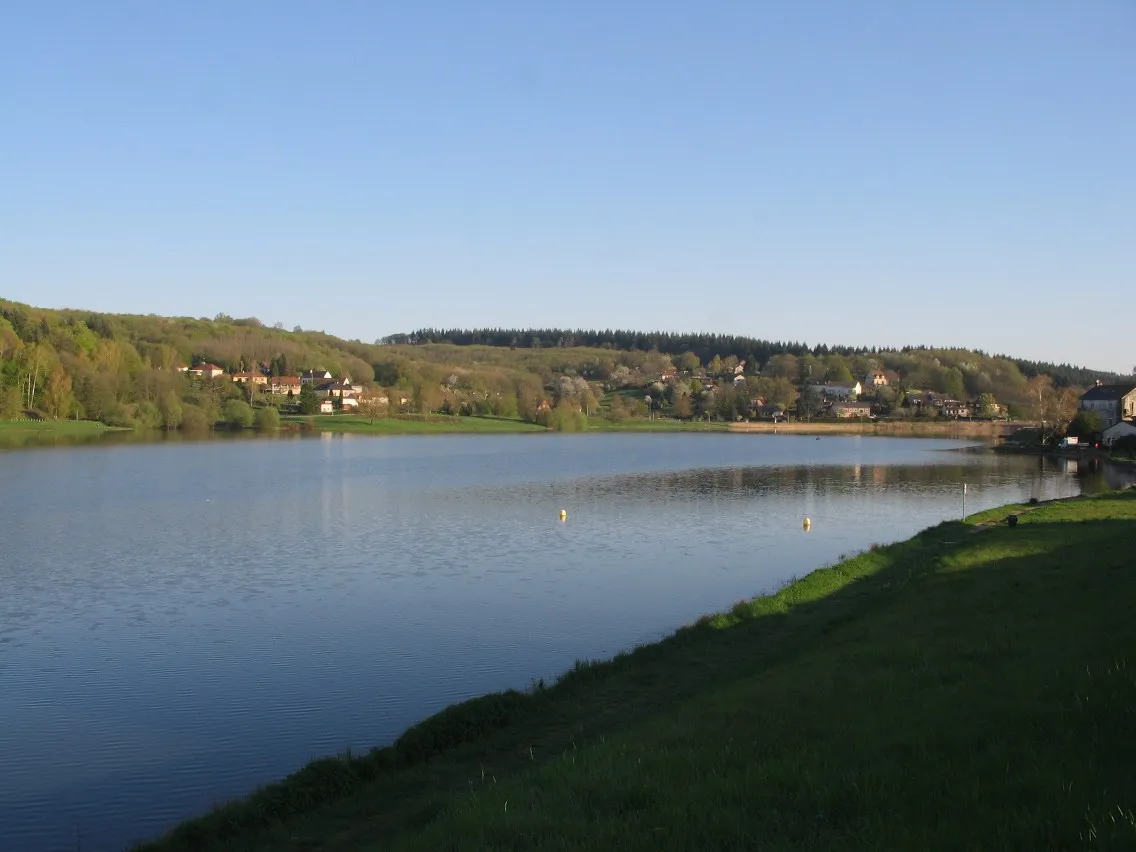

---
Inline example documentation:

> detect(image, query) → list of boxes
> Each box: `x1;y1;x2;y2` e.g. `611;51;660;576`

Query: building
186;362;225;379
818;381;863;399
755;404;786;421
230;372;269;386
732;374;747;387
1102;420;1136;447
267;376;302;395
831;401;873;419
319;399;335;414
1079;382;1136;430
939;399;971;418
864;371;889;388
301;369;333;385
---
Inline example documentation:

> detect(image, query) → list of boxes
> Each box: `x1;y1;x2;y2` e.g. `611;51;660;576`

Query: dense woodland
0;300;1122;430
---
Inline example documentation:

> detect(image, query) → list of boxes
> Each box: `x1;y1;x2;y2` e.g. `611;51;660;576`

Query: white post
962;482;967;520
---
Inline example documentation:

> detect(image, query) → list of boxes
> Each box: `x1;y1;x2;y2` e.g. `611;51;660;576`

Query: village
170;356;1136;447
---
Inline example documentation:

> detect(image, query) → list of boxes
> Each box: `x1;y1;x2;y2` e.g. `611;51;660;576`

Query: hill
0;300;1120;430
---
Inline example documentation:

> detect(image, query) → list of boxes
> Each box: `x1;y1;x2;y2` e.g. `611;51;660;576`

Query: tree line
2;298;1122;430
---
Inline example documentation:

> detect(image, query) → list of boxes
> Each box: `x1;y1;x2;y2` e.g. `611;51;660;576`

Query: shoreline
727;419;1027;437
133;488;1136;851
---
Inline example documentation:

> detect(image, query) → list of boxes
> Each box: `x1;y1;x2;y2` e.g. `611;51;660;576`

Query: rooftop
1081;383;1136;401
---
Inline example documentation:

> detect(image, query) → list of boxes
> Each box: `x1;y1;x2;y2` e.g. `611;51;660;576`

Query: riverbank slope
137;490;1136;851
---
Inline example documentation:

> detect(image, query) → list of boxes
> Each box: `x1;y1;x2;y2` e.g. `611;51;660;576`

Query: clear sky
1;1;1133;371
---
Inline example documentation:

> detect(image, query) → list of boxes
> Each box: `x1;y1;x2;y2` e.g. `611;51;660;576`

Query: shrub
254;406;280;431
223;399;254;429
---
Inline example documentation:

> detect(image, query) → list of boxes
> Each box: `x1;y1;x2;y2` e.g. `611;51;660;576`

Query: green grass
134;490;1136;852
0;418;128;448
0;418;120;434
284;414;548;434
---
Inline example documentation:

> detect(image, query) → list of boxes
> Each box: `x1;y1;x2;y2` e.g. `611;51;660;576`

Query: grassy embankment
136;490;1136;851
0;418;119;434
0;418;128;448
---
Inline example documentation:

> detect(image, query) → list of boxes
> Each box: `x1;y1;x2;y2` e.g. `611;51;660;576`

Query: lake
0;433;1128;851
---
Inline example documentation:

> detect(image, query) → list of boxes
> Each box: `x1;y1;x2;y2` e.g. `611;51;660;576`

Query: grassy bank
729;419;1025;437
0;418;121;434
284;414;547;434
286;414;729;435
584;416;728;432
136;490;1136;851
0;418;128;448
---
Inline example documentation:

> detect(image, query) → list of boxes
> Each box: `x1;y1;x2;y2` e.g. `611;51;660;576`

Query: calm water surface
0;434;1128;851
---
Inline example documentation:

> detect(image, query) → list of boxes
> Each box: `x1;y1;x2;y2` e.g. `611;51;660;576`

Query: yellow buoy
802;517;812;531
559;510;568;521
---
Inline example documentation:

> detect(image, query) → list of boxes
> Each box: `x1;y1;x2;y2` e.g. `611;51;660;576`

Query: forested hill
0;298;1123;428
383;328;1121;390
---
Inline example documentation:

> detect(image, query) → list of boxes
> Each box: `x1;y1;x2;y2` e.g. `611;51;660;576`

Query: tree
180;403;210;432
254;406;280;431
1025;375;1055;425
1066;409;1102;440
413;380;443;415
158;390;183;430
298;385;320;415
223;399;254;429
0;383;20;418
673;393;693;419
709;355;724;375
976;393;999;419
607;395;631;421
678;351;701;373
797;385;822;421
42;365;73;419
358;393;384;423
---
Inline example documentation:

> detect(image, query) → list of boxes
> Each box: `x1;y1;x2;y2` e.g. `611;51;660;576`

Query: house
314;380;357;400
940;399;971;418
230;372;269;386
1080;382;1136;430
864;371;889;388
536;399;553;413
832;401;873;419
755;404;786;421
819;381;862;399
301;369;334;385
732;374;747;387
1102;420;1136;447
267;376;302;395
318;399;335;414
734;361;746;376
187;362;225;379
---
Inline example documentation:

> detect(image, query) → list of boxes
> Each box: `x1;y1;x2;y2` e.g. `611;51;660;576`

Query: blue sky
1;1;1133;371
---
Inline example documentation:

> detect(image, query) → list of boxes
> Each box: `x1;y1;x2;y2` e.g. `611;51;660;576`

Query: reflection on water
0;434;1131;851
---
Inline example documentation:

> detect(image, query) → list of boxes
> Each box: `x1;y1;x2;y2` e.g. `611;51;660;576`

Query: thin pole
962;482;967;520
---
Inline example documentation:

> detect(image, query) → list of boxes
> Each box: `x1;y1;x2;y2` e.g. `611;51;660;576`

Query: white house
819;381;862;399
1101;420;1136;447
